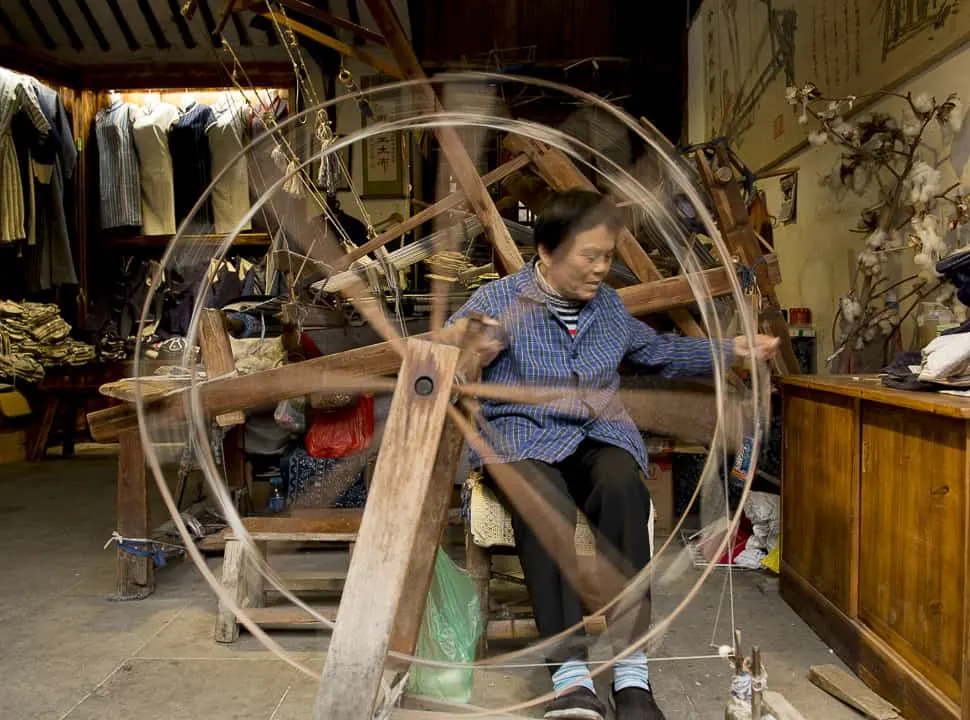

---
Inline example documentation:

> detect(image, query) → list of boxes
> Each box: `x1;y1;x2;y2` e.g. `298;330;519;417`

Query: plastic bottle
268;477;285;513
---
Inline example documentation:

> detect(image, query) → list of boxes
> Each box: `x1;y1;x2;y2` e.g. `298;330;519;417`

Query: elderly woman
446;190;778;720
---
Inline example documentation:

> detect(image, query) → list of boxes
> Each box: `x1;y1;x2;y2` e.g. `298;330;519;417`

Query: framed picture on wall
360;73;409;198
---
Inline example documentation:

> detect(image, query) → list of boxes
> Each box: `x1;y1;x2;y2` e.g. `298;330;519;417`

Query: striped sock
613;650;649;692
552;658;595;696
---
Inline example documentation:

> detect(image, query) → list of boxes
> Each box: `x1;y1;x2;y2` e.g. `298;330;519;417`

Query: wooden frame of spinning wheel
85;1;800;716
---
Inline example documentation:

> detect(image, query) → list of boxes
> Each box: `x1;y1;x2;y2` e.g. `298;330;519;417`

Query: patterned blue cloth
448;261;732;473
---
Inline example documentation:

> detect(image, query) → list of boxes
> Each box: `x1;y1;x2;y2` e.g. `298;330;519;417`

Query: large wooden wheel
87;74;771;719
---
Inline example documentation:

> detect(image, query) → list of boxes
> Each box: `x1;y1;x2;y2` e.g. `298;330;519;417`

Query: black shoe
543;686;607;720
611;686;666;720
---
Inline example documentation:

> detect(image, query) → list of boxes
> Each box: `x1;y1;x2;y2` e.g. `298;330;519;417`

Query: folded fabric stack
918;333;970;385
0;300;96;380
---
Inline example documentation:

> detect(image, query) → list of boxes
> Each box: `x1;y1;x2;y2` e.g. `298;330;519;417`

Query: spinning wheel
87;74;770;719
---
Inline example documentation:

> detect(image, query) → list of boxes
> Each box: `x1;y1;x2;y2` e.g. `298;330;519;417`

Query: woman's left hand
733;334;781;362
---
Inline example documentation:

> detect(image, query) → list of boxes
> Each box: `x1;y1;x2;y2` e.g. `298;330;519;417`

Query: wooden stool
215;509;362;642
464;472;654;648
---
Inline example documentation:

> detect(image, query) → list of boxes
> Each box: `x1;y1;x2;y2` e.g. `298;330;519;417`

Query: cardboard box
643;454;674;538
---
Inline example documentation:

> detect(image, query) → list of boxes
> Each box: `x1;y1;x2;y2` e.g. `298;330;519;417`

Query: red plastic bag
305;394;375;458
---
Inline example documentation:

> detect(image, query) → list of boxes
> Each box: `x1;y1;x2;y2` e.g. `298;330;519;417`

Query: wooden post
694;149;800;374
361;0;524;274
113;429;154;600
751;646;763;720
314;339;461;720
198;308;246;427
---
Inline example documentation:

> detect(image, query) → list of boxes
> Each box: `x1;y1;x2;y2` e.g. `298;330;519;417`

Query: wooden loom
87;1;800;717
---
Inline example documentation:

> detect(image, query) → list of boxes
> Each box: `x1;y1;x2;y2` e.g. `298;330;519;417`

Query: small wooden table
780;375;970;720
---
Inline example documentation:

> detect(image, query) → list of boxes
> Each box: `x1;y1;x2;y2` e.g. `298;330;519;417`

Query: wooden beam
0;7;24;45
198;309;246;427
135;0;172;49
113;430;153;600
621;266;731;317
167;0;198;48
695;149;800;374
46;0;84;51
18;0;58;51
86;269;732;443
263;10;403;79
363;0;524;274
314;340;461;719
278;0;385;44
197;0;223;46
336;153;531;270
229;10;251;45
103;0;141;51
72;0;110;51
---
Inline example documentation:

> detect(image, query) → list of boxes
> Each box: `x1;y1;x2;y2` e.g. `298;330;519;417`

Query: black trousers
488;438;653;670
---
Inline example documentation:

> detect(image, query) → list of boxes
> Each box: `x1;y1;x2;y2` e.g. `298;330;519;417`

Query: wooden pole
362;0;524;274
751;646;763;720
313;340;461;719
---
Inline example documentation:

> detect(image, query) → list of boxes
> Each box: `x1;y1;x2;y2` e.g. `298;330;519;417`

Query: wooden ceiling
0;0;290;65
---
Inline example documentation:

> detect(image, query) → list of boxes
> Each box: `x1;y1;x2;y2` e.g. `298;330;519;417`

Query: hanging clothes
27;81;78;290
207;96;252;234
169;101;216;232
96;98;142;230
0;68;49;243
132;101;179;236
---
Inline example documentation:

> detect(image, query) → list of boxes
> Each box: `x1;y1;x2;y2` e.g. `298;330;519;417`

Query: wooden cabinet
780;376;970;720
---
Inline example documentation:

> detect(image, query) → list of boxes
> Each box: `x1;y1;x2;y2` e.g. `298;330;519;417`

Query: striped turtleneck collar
534;261;583;337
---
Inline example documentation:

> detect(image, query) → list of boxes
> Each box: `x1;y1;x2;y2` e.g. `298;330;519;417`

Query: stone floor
0;444;864;719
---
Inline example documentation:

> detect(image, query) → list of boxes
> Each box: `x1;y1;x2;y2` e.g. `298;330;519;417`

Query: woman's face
538;222;616;301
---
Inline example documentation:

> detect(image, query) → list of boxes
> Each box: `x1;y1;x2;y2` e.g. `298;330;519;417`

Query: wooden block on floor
763;691;808;720
808;665;901;719
485;615;606;642
245;605;338;627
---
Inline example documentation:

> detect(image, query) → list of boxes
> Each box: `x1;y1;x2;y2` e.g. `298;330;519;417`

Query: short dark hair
533;190;622;254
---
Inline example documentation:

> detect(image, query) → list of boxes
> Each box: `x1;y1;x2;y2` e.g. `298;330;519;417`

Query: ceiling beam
0;7;25;45
18;0;58;51
197;0;223;47
136;0;172;50
230;11;251;45
71;0;110;51
103;0;141;51
167;0;198;48
262;9;403;79
278;0;385;45
46;0;84;51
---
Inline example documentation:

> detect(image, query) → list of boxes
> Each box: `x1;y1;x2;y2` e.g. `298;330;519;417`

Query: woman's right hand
437;313;506;380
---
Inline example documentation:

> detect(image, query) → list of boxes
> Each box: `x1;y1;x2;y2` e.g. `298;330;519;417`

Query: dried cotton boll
798;110;808;126
718;645;734;658
808;130;829;146
864;326;877;342
785;86;799;105
841;296;863;323
913;92;934;115
867;229;888;249
903;119;922;138
949;98;964;131
878;318;894;335
832;117;857;140
855;336;866;350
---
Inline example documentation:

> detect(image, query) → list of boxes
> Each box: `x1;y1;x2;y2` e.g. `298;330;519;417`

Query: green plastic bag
407;548;484;703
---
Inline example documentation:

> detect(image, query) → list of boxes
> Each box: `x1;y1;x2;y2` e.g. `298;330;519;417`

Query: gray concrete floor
0;445;864;720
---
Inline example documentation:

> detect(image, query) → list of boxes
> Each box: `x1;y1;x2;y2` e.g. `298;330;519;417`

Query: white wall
687;18;970;369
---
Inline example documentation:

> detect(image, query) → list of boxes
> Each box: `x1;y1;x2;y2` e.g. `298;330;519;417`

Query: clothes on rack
96;98;142;230
0;68;50;243
207;97;252;234
132;101;179;236
169;100;216;232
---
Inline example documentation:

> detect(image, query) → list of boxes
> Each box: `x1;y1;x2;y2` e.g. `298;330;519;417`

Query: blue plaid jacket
448;262;731;473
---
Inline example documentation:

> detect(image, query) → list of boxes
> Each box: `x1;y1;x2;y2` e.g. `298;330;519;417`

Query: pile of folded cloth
881;333;970;395
0;301;96;381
